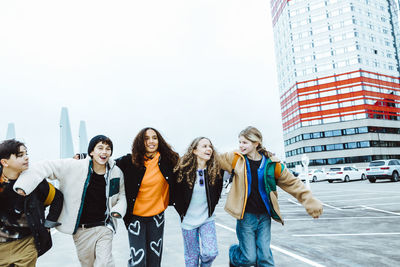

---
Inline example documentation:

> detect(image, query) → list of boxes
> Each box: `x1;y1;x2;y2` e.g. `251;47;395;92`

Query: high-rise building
271;0;400;168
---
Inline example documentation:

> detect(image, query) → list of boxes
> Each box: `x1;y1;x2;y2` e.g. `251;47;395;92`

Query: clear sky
0;0;284;161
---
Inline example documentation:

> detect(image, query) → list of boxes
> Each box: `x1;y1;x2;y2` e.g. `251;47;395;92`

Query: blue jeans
229;213;274;267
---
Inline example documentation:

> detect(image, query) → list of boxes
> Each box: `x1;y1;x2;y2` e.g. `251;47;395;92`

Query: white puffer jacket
14;157;126;235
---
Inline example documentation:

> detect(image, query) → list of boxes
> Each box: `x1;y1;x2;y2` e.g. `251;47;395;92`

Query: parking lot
38;179;400;267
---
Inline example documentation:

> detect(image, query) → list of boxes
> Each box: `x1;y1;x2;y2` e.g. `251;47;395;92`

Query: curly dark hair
131;127;179;168
174;137;222;189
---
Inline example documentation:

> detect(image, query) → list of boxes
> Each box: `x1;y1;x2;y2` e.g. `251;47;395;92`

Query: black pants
127;212;165;267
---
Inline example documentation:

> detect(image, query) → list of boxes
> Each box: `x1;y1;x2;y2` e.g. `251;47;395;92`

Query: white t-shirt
181;169;215;230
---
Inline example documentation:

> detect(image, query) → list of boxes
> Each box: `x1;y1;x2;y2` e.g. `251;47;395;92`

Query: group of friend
0;126;324;267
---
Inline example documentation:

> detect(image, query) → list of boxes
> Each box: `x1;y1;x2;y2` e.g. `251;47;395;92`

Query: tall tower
79;121;88;154
6;123;16;139
271;0;400;168
59;107;74;158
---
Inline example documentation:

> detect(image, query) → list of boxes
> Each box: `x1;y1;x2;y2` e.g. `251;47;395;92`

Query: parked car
299;169;326;182
289;169;299;177
366;159;400;183
327;166;366;183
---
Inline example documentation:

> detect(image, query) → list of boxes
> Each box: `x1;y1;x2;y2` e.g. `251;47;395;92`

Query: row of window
281;85;398;114
293;70;399;89
286;141;370;157
286;154;400;168
284;126;400;146
286;140;400;157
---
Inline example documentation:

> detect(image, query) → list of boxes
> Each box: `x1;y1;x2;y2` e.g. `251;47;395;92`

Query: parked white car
327;166;366;183
366;159;400;183
299;169;326;182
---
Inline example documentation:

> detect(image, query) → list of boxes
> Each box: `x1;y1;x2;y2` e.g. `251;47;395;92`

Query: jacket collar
84;156;116;169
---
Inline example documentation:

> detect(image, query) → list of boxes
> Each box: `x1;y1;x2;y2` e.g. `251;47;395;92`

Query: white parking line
324;196;400;203
287;199;302;206
321;203;342;210
361;202;400;207
317;192;379;199
284;216;400;221
361;205;400;216
287;198;342;210
215;222;326;267
51;229;57;235
293;233;400;237
342;203;400;209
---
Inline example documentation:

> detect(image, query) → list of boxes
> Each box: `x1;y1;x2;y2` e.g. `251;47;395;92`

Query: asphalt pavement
37;179;400;267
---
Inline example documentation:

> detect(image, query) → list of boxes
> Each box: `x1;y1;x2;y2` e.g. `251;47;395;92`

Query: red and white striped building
271;0;400;168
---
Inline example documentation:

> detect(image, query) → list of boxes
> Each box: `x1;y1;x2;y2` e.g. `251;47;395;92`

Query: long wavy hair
239;126;273;158
174;137;222;189
131;127;179;168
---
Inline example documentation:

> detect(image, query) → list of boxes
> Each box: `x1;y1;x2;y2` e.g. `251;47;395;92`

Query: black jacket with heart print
173;169;223;222
115;154;177;228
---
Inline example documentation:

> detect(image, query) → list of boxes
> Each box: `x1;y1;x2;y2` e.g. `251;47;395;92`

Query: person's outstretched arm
276;166;323;218
14;158;75;195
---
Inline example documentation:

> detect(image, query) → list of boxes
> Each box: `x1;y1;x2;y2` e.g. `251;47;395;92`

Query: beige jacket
218;151;323;224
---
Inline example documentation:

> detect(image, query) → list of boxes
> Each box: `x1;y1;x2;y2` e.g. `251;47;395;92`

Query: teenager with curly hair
115;127;179;267
218;126;323;267
174;137;223;267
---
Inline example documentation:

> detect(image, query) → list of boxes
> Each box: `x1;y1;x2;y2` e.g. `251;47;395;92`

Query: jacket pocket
269;191;283;224
109;178;120;196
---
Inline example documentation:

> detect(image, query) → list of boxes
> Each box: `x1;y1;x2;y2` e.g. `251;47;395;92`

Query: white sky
0;0;284;161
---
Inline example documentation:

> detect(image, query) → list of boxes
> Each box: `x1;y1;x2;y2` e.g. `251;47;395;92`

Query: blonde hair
239;126;272;157
174;137;221;189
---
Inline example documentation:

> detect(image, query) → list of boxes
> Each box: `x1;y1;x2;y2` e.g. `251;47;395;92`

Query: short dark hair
87;135;113;157
0;139;26;164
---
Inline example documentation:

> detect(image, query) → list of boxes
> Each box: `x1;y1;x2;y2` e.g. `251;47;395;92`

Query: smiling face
1;145;29;173
144;129;159;155
90;142;112;166
193;138;213;162
239;135;258;156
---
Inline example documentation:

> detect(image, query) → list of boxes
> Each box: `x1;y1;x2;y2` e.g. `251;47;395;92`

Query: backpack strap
44;182;56;206
226;154;240;188
231;154;240;172
274;162;282;179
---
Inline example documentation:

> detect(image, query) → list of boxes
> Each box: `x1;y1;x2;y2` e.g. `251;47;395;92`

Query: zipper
238;153;248;219
104;162;112;226
204;170;212;217
73;160;93;234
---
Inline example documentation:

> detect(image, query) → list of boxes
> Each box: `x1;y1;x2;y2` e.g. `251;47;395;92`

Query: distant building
271;0;400;168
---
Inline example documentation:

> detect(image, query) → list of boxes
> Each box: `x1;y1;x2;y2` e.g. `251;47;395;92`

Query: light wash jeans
229;213;274;267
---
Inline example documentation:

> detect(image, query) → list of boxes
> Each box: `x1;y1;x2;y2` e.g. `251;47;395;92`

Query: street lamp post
302;154;310;189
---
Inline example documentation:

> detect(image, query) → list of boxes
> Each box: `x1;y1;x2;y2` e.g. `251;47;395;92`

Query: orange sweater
132;152;169;217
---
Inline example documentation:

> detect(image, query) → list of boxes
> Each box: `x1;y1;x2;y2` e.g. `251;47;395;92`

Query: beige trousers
0;236;38;267
73;226;114;267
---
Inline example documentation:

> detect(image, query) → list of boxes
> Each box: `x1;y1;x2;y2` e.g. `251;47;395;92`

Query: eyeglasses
198;170;204;186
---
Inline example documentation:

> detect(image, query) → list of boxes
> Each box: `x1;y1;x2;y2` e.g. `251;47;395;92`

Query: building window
314;146;323;152
357;127;368;133
344;128;356;135
358;141;370;148
345;142;357;149
327;158;345;164
326;144;343;151
325;130;342;137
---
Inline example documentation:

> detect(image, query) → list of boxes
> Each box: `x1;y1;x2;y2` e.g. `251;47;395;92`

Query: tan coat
218;151;323;224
